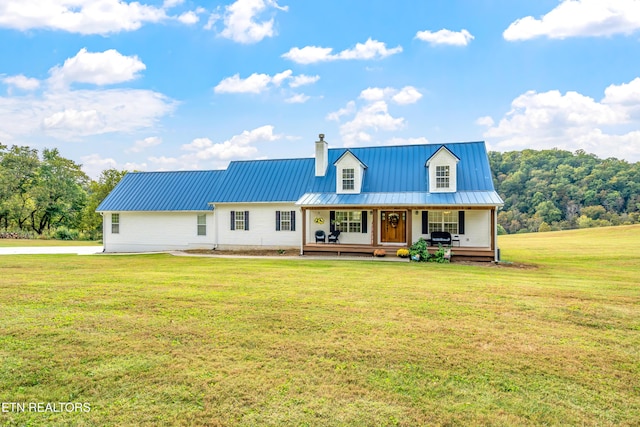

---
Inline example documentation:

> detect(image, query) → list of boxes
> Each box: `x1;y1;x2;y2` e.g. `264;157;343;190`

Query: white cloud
214;69;315;95
475;116;495;127
272;69;293;86
149;125;284;169
214;72;273;94
479;79;640;161
415;28;474;46
504;0;640;41
80;154;147;179
2;74;40;91
127;136;162;153
43;109;103;133
360;87;396;102
0;0;173;35
163;0;184;8
0;88;176;139
48;48;146;89
181;125;281;160
0;49;174;141
603;77;640;106
289;74;320;88
217;0;288;44
284;93;310;104
177;11;199;25
359;86;422;105
328;86;425;147
392;86;423;105
326;101;356;122
282;38;402;64
281;46;334;64
334;101;406;147
80;153;118;179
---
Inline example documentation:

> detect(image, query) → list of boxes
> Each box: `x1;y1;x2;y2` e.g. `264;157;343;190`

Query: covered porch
299;205;499;261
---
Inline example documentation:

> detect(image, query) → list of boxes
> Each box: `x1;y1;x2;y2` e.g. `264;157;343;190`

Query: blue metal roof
97;170;225;211
210;158;316;202
97;141;502;211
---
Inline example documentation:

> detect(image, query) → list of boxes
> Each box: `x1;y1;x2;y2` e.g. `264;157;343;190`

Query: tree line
490;149;640;233
1;143;639;239
0;144;125;239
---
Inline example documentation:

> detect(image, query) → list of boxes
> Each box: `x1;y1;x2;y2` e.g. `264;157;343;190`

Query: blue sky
1;0;640;178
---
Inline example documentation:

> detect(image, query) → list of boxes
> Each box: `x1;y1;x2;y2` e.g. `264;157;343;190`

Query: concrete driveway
0;246;104;255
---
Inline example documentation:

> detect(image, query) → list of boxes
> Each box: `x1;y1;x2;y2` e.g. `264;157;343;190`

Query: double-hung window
428;211;458;234
342;168;355;191
197;214;206;236
111;213;120;234
234;211;245;230
279;211;291;231
230;211;249;231
436;166;450;189
334;211;362;233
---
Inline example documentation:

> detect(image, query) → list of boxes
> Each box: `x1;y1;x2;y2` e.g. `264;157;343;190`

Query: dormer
426;145;460;193
334;150;367;194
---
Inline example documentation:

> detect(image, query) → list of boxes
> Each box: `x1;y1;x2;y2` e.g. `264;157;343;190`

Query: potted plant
396;248;410;258
373;249;386;257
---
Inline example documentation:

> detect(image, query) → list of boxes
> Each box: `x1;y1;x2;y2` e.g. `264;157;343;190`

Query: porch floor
303;243;495;259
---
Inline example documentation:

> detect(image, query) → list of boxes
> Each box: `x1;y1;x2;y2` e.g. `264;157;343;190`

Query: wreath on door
388;213;400;227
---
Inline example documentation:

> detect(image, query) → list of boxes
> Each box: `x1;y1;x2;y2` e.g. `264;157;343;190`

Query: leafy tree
80;168;127;238
28;148;89;234
491;149;640;233
0;145;40;230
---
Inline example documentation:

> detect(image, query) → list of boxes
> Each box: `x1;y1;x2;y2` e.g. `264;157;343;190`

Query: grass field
0;239;101;247
0;226;638;426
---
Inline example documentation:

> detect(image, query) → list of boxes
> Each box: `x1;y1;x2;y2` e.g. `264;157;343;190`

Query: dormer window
436;166;450;189
342;168;355;190
426;146;459;193
334;150;367;194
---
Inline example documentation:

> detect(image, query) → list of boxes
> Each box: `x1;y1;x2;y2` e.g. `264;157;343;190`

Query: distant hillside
488;149;640;234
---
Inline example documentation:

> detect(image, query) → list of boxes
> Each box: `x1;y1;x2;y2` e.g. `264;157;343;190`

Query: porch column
301;207;307;255
372;209;378;246
406;209;412;245
491;207;497;261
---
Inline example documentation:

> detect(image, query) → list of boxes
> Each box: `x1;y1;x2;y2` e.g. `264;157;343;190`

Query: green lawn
0;226;638;426
0;239;101;247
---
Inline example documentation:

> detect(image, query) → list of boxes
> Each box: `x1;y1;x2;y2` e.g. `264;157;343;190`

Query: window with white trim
342;168;355;190
335;211;361;233
197;214;206;236
111;213;120;234
436;165;450;189
279;211;291;231
428;211;458;234
234;211;245;230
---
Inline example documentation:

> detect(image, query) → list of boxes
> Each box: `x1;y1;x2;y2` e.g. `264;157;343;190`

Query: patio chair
315;230;326;243
328;230;341;244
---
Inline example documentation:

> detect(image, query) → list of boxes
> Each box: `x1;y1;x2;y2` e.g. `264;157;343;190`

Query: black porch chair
328;230;341;244
315;230;326;243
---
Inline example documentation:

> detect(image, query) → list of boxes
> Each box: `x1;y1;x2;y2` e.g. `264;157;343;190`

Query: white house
98;136;504;260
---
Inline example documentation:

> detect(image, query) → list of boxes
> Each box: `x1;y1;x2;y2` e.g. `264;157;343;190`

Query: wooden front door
381;211;406;243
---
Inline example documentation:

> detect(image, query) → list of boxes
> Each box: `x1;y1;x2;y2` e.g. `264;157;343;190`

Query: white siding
215;203;301;250
410;209;491;247
102;211;215;252
462;210;491;247
305;209;371;245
